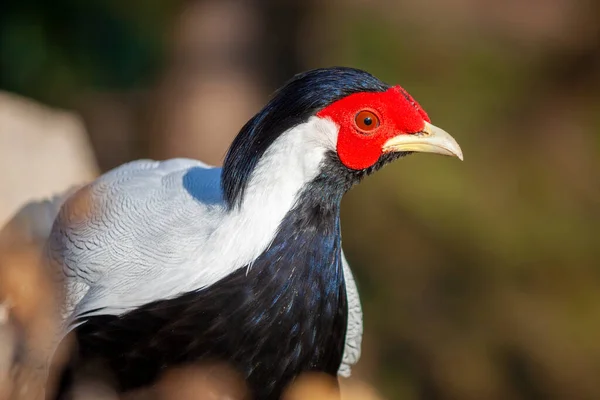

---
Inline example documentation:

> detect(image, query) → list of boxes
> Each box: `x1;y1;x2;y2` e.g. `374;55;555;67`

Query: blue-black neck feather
221;66;390;209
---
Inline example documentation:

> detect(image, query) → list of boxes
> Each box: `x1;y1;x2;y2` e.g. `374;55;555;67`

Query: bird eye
354;110;380;133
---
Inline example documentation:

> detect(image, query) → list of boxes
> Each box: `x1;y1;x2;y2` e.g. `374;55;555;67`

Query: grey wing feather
46;158;224;323
339;250;363;377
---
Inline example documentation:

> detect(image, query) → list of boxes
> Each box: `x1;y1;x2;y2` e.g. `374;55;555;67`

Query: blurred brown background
1;0;599;399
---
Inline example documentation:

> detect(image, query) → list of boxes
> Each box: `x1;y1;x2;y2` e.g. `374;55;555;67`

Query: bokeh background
1;0;599;399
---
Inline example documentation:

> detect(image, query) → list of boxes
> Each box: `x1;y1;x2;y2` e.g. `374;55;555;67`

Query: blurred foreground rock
0;92;98;399
0;91;99;227
0;243;66;400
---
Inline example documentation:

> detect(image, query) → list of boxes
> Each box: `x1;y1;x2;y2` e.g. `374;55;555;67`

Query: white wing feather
47;158;224;322
339;251;363;377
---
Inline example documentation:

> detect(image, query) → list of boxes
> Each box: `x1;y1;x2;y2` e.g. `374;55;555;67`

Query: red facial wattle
316;86;430;170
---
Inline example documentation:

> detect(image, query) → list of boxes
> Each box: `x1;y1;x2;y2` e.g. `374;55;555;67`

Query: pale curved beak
382;122;463;161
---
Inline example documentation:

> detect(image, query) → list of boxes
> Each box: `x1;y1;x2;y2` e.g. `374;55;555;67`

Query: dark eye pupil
363;117;372;126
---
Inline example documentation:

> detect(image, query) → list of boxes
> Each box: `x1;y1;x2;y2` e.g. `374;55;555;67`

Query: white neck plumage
189;116;340;285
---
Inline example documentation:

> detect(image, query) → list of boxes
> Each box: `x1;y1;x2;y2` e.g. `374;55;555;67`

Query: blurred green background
1;0;599;398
